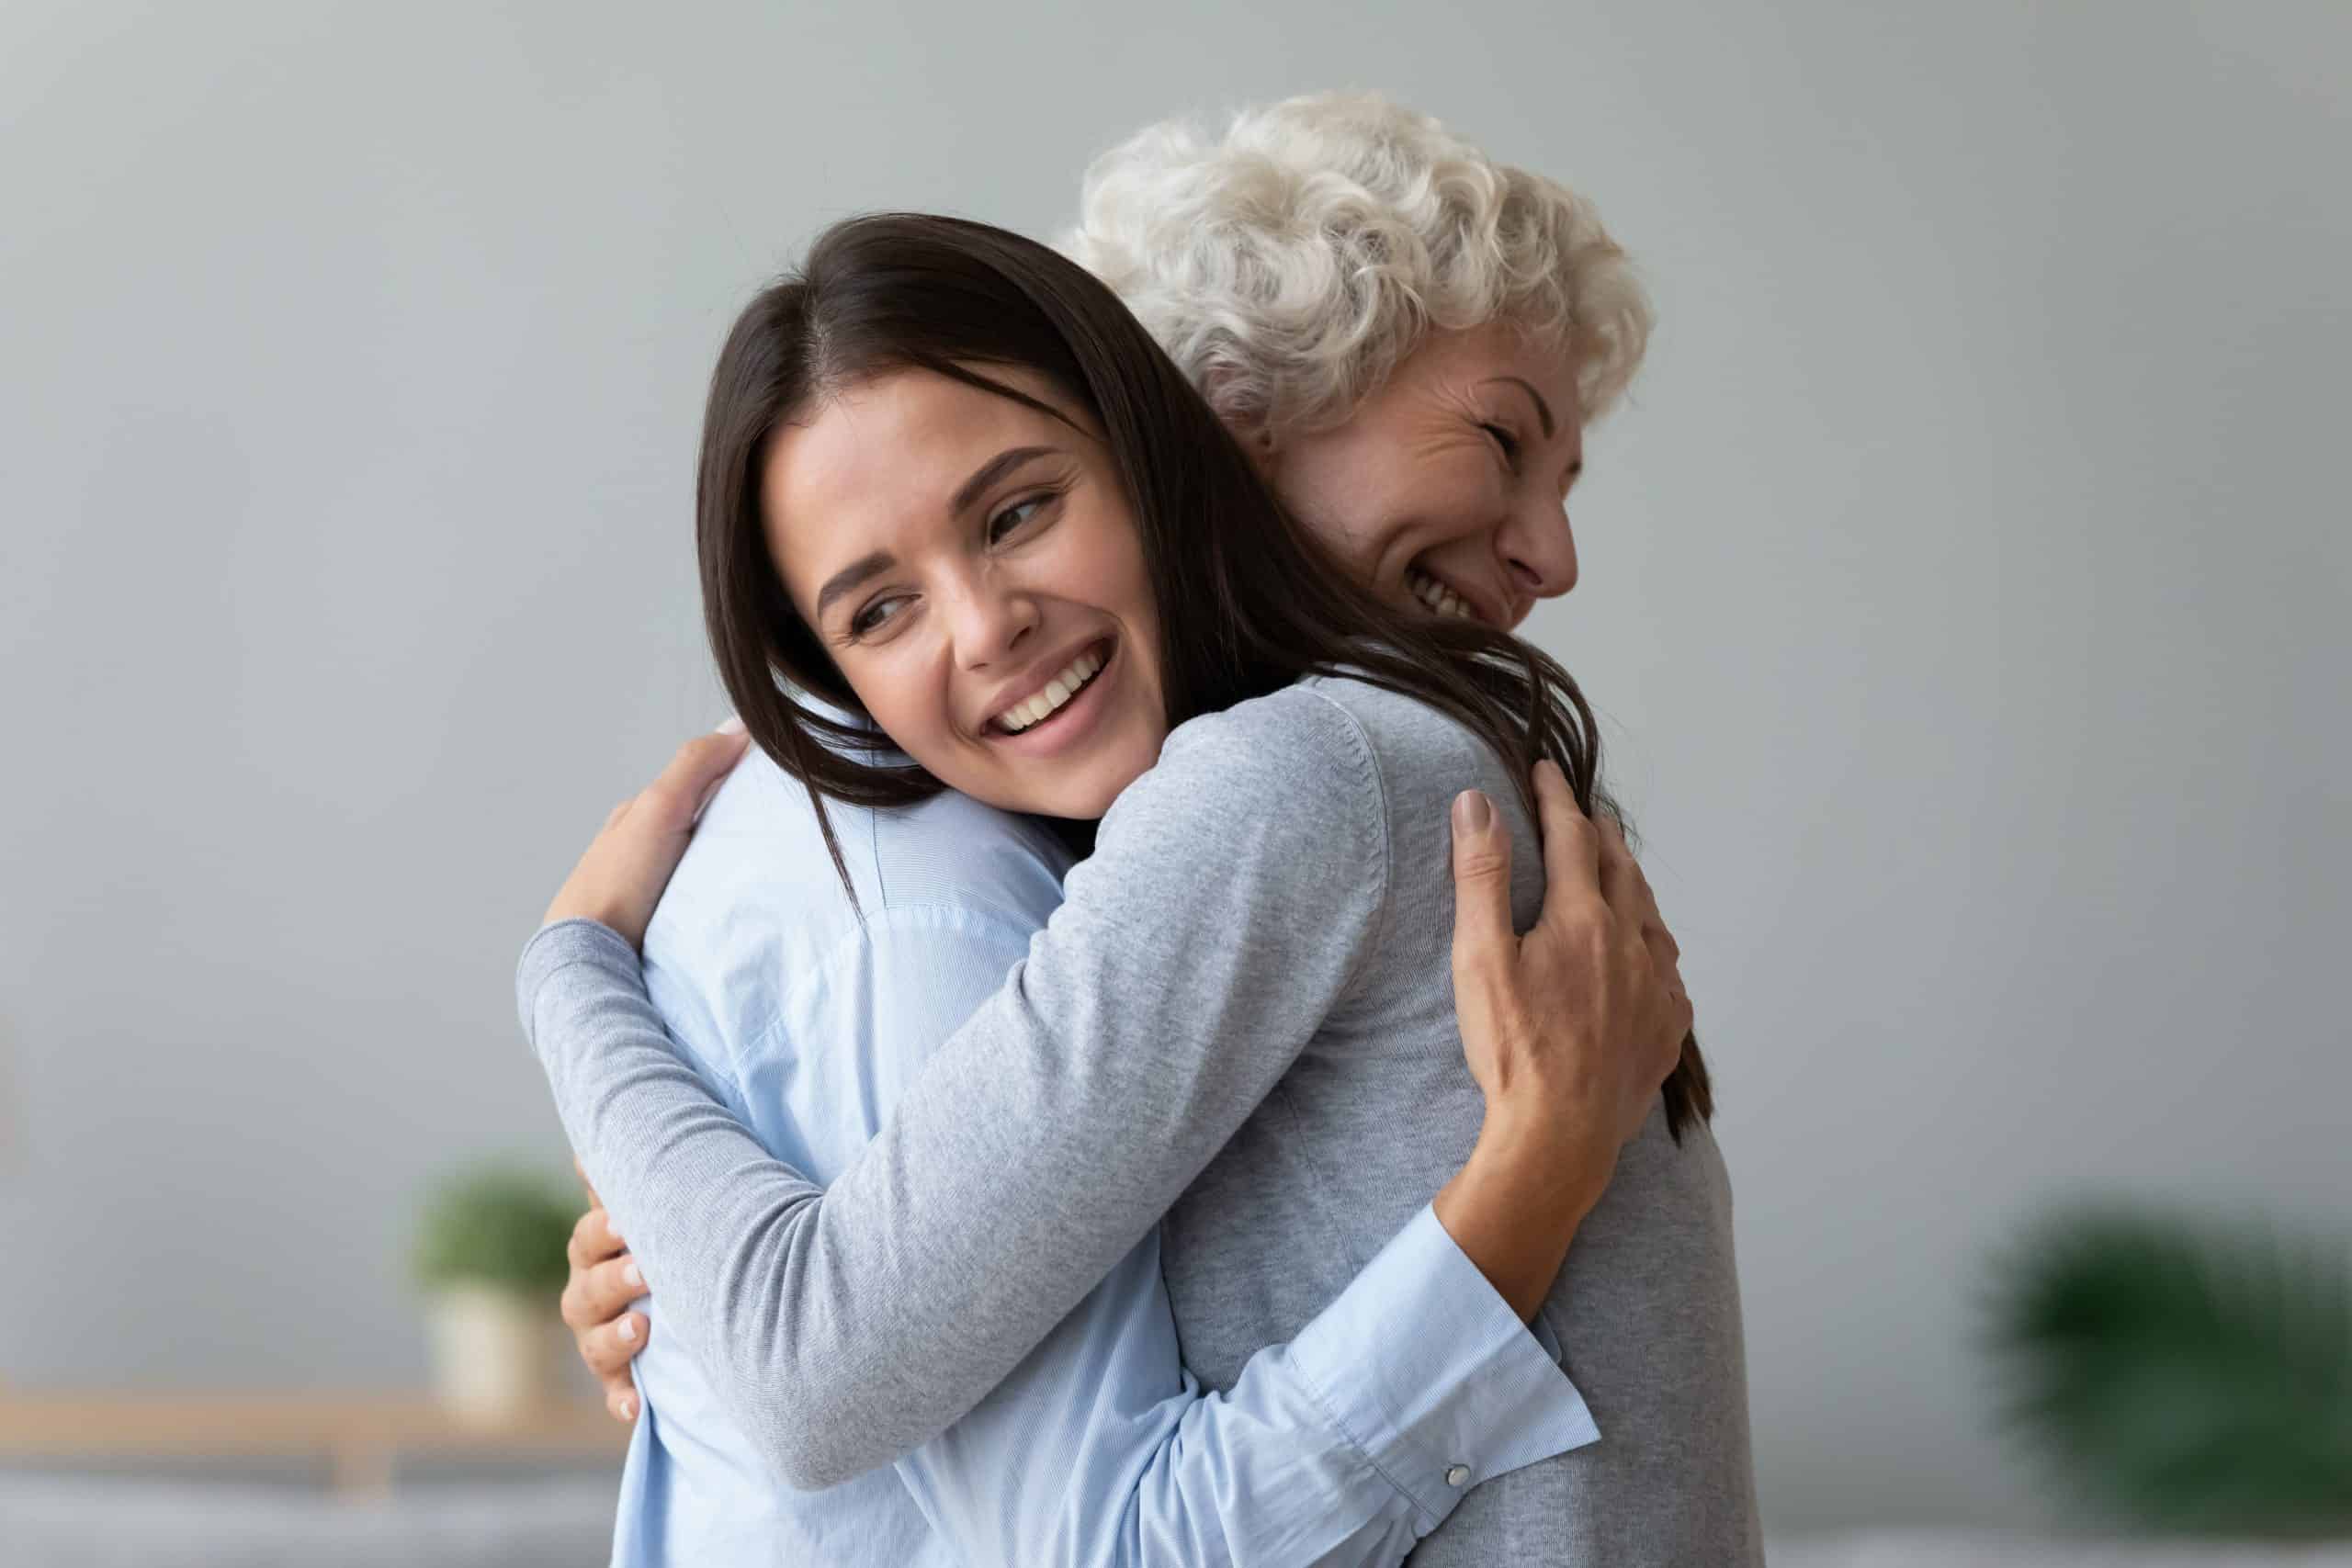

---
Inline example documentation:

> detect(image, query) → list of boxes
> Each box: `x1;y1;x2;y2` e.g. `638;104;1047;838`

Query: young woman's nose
947;577;1040;670
1497;498;1579;608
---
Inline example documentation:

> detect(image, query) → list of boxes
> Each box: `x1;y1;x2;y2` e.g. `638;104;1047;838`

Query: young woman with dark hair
523;213;1758;1566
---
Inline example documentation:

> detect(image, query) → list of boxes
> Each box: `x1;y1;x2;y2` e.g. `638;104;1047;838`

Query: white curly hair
1065;91;1653;440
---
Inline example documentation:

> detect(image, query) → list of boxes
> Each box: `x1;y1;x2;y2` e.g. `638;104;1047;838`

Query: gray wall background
3;0;2344;1535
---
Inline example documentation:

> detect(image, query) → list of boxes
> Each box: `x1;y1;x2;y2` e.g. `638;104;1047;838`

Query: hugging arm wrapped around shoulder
521;698;1688;1503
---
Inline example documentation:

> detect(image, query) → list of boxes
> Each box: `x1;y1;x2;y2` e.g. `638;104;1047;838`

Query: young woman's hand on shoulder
1433;758;1693;1317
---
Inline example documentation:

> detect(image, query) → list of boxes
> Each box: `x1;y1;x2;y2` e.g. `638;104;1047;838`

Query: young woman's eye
848;594;910;638
1481;423;1521;465
987;492;1055;545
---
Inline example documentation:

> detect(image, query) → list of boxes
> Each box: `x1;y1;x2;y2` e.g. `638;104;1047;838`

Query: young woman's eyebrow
1481;377;1557;439
814;551;897;620
812;446;1060;619
949;445;1057;514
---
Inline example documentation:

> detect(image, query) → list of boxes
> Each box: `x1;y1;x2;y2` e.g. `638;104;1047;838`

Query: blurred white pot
424;1285;564;1421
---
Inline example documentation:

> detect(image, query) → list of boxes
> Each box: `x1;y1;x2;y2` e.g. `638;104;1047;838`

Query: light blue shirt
609;748;1600;1567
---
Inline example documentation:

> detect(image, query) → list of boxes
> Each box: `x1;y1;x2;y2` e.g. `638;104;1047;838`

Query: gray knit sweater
519;674;1763;1563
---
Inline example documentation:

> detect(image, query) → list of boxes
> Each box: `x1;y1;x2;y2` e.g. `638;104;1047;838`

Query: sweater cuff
1281;1203;1600;1534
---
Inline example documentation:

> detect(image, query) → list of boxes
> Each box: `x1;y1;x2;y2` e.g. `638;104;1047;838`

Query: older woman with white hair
546;92;1760;1567
1069;91;1648;636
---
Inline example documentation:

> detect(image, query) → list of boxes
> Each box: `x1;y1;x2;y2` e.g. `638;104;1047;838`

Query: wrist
1466;1107;1610;1231
1432;1114;1610;1322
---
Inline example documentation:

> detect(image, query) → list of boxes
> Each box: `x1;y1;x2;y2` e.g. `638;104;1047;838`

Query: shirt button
1445;1464;1472;1486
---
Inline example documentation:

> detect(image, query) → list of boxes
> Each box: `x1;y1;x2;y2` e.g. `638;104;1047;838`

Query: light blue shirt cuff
1281;1202;1601;1533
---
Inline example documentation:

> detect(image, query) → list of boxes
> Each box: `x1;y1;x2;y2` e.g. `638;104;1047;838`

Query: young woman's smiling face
763;365;1167;822
1263;321;1587;632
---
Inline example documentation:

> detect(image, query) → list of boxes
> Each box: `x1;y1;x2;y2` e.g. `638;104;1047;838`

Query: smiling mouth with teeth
992;643;1111;734
1407;566;1479;622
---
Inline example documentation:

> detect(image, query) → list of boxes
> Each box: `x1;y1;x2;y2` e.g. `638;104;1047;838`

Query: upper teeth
997;648;1105;733
1408;569;1476;621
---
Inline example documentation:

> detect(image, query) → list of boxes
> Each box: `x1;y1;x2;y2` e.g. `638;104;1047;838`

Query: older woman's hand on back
542;721;751;948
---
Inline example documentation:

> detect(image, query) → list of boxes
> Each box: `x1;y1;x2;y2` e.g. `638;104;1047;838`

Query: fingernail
617;1316;638;1343
623;1260;643;1289
1453;790;1492;833
716;715;745;736
620;1395;638;1419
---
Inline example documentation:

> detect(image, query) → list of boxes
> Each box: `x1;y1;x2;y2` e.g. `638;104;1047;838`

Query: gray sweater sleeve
518;687;1391;1490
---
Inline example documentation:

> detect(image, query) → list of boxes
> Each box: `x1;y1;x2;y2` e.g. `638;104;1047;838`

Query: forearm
519;919;849;1483
906;1216;1597;1568
518;695;1393;1489
518;848;1355;1488
1431;1104;1611;1320
519;910;1299;1490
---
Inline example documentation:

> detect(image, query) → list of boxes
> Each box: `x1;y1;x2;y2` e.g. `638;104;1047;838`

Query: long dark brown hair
695;212;1712;1139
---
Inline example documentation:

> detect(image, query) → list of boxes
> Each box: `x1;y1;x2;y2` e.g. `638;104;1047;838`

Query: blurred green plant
1985;1203;2352;1538
411;1164;578;1300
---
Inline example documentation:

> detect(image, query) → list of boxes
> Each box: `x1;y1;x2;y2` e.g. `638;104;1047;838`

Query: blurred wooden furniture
0;1392;628;1498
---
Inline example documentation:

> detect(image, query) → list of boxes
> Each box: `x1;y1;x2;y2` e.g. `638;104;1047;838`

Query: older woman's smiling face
1262;321;1586;632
